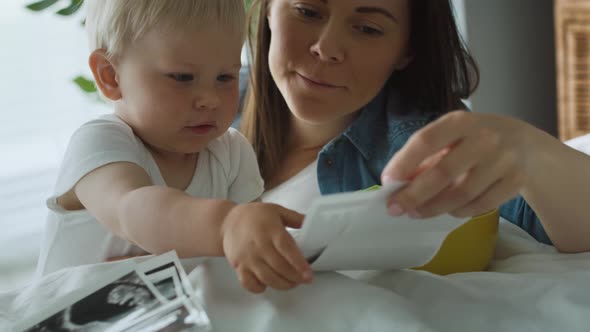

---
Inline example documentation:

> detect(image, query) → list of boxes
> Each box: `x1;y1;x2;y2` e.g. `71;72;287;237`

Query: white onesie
36;114;264;277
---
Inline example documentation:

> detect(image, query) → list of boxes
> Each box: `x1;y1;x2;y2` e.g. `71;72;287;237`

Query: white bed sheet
2;218;590;332
565;132;590;154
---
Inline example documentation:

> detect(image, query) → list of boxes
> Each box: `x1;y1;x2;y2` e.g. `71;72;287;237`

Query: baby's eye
217;74;236;83
167;73;194;82
356;25;383;36
295;6;321;19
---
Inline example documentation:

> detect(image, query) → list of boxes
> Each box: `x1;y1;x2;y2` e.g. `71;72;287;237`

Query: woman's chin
290;107;351;127
284;92;357;126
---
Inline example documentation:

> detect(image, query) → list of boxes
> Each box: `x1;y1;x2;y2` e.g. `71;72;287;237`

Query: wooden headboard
555;0;590;141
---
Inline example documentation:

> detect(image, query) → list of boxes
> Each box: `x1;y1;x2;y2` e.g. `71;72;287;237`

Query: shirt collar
341;86;400;160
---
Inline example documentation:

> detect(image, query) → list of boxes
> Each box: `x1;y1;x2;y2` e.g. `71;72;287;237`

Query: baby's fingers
263;246;304;284
237;269;266;294
274;231;313;283
252;261;296;290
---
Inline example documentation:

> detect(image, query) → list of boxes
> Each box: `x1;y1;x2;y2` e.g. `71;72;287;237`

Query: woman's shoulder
382;86;441;132
344;87;440;154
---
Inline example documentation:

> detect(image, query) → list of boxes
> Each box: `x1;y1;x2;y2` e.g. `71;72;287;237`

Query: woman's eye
356;25;383;36
167;73;194;82
217;74;236;83
296;6;321;19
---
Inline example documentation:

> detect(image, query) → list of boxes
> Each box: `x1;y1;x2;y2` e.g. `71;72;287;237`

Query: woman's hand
381;111;534;219
221;202;313;293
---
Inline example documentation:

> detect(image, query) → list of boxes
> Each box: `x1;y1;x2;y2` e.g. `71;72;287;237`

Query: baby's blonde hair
85;0;245;57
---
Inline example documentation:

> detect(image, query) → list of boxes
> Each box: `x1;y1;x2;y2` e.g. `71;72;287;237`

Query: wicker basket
555;0;590;141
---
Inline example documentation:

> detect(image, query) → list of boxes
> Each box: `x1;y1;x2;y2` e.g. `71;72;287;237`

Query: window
0;1;109;290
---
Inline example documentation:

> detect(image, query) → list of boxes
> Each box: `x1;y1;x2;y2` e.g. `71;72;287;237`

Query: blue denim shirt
315;85;552;245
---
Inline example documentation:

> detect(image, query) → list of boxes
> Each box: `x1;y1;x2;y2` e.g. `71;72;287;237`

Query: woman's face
267;0;411;126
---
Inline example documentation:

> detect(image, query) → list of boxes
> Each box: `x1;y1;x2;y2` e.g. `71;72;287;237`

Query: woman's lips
296;73;344;89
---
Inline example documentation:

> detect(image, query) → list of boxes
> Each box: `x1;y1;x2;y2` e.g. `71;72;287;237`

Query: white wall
452;0;468;41
463;0;558;135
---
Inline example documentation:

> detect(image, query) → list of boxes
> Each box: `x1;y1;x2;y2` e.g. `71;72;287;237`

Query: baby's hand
221;202;313;293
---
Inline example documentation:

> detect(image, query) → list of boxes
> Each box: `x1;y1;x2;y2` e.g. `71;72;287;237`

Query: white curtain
0;1;109;291
452;0;469;42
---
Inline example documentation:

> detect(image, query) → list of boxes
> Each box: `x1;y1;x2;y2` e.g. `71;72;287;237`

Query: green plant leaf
56;0;83;16
73;75;97;93
244;0;254;12
26;0;59;12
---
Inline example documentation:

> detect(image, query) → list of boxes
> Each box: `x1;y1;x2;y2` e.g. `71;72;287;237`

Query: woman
242;0;590;256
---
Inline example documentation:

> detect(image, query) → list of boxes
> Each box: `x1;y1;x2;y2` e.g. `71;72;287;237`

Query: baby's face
113;24;243;154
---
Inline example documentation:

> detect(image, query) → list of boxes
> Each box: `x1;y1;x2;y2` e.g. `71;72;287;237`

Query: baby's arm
73;161;234;257
73;161;312;292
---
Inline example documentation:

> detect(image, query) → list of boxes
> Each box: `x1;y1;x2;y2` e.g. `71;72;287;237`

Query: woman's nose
310;24;345;64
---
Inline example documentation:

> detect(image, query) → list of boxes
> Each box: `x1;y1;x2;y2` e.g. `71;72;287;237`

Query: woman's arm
518;128;590;252
381;111;590;253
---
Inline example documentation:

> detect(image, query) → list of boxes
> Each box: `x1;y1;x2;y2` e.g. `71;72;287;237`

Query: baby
36;0;311;293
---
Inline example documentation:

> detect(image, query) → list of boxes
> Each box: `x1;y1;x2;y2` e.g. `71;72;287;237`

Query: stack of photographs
15;252;211;332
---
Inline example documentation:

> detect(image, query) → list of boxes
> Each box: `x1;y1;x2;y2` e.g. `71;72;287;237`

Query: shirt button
325;158;334;167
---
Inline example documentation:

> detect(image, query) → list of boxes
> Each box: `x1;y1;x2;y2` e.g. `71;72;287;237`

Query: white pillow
565;133;590;155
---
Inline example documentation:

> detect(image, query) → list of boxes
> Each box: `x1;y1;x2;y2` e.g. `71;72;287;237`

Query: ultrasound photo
144;264;185;302
19;251;210;332
122;297;209;332
25;271;160;332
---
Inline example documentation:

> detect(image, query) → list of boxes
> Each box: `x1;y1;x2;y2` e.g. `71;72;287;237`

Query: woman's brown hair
241;0;479;182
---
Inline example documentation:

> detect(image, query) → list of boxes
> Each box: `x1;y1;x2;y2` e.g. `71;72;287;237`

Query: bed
2;134;590;331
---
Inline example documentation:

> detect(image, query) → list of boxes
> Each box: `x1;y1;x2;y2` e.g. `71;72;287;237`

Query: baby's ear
89;49;121;101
